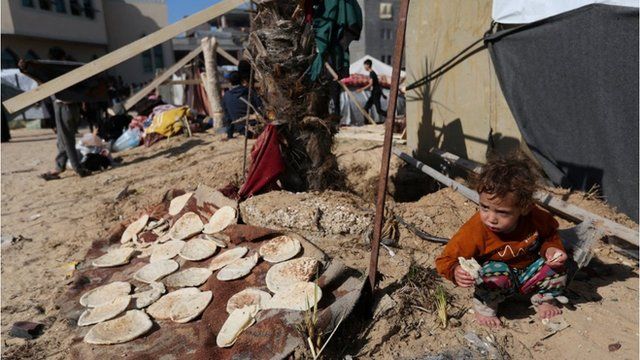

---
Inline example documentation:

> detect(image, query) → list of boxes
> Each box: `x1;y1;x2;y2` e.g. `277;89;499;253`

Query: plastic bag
112;128;141;152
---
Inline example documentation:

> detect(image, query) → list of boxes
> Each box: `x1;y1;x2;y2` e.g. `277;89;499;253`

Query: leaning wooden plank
163;79;203;86
430;148;639;246
2;0;244;114
216;47;240;66
392;148;479;203
124;46;203;110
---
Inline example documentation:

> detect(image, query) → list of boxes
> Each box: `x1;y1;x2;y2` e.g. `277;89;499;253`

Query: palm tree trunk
246;1;344;192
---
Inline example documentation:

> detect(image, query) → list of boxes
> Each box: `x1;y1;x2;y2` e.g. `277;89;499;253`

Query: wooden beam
2;0;245;114
393;148;480;203
430;148;639;247
216;47;239;66
324;63;376;125
163;79;203;86
124;46;203;110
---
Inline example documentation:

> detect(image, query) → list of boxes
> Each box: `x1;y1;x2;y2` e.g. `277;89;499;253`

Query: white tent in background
349;55;406;78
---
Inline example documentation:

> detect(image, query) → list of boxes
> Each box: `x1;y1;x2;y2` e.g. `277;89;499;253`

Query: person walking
358;59;387;119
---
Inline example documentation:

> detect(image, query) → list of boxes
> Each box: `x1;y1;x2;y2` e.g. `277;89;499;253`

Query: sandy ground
1;127;638;359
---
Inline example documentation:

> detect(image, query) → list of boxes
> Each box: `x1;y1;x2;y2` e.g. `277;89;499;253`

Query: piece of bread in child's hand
458;257;481;279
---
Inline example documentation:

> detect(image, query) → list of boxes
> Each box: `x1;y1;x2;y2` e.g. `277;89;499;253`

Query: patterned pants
473;258;566;317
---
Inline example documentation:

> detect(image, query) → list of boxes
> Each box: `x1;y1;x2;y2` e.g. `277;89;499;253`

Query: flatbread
133;259;179;283
169;212;204;241
163;267;212;288
457;257;481;280
217;253;259;281
209;247;248;271
84;310;152;345
121;214;149;244
169;192;193;216
92;247;136;268
146;287;201;320
80;281;131;307
179;238;218;261
203;206;236;234
132;282;166;309
170;291;213;323
226;288;272;314
150;240;186;263
259;235;301;263
201;233;228;248
267;282;322;311
77;295;131;326
216;305;259;348
265;257;320;293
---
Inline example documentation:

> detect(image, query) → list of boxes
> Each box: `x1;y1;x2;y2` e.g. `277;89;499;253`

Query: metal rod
368;0;411;292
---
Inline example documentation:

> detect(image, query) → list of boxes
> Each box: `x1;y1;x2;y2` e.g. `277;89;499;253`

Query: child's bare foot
536;301;562;319
475;312;502;328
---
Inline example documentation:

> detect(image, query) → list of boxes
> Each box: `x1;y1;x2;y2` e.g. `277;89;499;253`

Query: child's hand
454;265;475;288
545;247;567;268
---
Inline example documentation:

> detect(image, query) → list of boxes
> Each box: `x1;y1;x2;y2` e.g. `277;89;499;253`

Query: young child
435;155;568;328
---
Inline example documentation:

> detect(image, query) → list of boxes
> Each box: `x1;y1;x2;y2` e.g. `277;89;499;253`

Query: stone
239;191;373;236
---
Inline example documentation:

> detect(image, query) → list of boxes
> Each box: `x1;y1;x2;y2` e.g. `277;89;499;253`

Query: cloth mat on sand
59;186;365;359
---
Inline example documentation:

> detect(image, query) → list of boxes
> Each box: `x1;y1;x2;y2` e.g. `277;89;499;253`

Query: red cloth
238;124;285;199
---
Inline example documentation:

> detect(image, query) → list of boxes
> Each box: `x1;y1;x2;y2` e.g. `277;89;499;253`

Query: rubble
240;190;373;236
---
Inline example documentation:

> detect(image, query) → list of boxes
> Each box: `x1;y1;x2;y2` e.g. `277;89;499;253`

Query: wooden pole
202;37;224;128
2;0;244;114
124;46;203;110
324;62;376;125
368;0;411;292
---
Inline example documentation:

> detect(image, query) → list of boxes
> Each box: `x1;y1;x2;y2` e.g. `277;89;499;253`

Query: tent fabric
486;4;639;221
238;124;285;199
1;69;50;120
349;55;406;78
492;0;638;24
337;88;405;126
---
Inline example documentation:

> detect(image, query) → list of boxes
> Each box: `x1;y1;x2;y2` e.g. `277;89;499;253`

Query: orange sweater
435;205;565;282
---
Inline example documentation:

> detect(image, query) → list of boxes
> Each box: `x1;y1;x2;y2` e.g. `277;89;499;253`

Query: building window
386;28;392;40
22;0;35;7
25;50;40;60
70;0;81;15
2;48;19;69
39;0;52;11
54;0;66;13
153;45;164;69
83;0;94;19
379;3;393;20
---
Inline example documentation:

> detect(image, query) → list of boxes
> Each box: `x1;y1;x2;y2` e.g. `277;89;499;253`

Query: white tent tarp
492;0;638;24
349;55;406;78
1;69;50;120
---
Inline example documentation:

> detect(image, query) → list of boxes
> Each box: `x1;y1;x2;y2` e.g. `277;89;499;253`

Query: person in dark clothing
40;96;90;180
222;71;261;140
358;59;387;119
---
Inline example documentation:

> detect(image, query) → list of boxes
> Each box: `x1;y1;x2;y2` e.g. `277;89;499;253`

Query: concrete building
404;0;523;164
350;0;400;65
1;0;173;85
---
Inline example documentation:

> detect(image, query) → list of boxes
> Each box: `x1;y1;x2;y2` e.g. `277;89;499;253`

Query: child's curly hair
472;152;540;209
